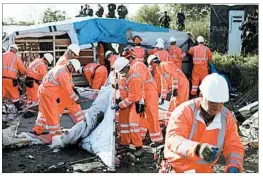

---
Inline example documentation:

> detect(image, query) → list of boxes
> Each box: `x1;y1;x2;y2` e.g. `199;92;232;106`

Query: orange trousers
166;79;189;126
191;65;209;95
2;78;20;102
141;90;163;142
32;87;61;136
119;104;143;147
57;91;85;124
26;82;39;103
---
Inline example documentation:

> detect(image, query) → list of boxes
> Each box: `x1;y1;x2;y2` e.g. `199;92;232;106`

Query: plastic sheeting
74;18;168;45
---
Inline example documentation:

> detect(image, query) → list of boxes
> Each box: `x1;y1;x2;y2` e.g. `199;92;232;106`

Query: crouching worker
79;63;108;90
49;111;104;149
32;59;82;136
111;57;145;156
162;73;244;173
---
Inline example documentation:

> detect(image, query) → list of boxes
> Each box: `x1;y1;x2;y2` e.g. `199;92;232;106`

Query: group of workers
2;33;244;173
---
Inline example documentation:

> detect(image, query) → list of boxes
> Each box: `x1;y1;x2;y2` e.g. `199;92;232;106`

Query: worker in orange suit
162;73;244;173
147;38;164;55
55;43;85;124
97;43;105;65
105;50;118;68
123;48;163;146
2;44;26;111
131;35;146;62
79;63;108;90
32;59;82;136
111;57;145;156
168;37;183;70
188;35;212;96
25;53;54;104
154;42;170;62
147;55;189;126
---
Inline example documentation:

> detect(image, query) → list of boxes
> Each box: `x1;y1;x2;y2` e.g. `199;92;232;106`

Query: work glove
96;111;104;123
76;99;81;104
159;99;165;105
166;93;172;101
227;167;239;173
111;104;120;111
196;143;218;163
49;135;65;149
116;98;122;104
112;83;119;90
172;89;178;97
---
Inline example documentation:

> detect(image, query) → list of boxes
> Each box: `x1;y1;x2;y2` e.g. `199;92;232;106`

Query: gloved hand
49;135;65;149
116;98;122;104
172;89;178;97
96;111;104;123
196;143;218;163
112;83;119;90
159;99;165;105
76;99;81;104
227;167;239;173
111;104;120;111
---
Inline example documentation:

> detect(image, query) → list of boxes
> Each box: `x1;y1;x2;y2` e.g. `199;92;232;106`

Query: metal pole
53;35;56;67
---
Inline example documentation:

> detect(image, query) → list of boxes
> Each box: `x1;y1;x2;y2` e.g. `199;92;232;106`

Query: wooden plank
15;39;53;43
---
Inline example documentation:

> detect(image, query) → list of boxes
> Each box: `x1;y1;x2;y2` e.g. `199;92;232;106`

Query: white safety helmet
156;42;164;49
69;59;81;72
147;55;160;65
169;37;176;43
200;73;229;103
112;57;129;73
155;37;164;44
105;50;113;59
68;43;80;56
10;44;18;51
197;36;205;43
43;53;54;64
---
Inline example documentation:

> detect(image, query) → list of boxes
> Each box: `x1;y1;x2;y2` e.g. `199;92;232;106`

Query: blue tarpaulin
73;18;169;45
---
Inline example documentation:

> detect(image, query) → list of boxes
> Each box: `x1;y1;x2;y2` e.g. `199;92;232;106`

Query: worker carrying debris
79;63;108;90
2;44;26;111
32;59;82;136
111;57;145;156
188;36;212;97
162;73;244;173
168;37;183;70
25;53;54;104
56;44;85;124
147;55;189;126
123;49;163;146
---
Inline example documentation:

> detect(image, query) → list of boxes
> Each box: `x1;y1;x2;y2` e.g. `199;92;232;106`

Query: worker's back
3;51;25;79
26;58;47;80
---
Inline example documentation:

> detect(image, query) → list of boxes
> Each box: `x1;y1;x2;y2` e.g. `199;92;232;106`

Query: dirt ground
2;97;259;173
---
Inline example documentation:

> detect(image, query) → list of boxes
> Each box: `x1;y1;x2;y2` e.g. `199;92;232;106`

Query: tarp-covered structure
3;17;191;51
210;5;258;53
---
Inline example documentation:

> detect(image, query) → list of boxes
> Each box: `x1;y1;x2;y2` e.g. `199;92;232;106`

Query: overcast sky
3;4;166;24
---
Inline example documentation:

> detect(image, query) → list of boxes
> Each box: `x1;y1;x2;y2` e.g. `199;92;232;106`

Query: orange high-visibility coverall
155;49;170;62
2;51;26;102
32;65;80;136
164;98;244;173
157;62;189;126
118;67;144;147
97;43;105;65
56;55;84;123
83;63;108;89
188;44;212;95
26;58;48;103
169;45;183;70
132;46;146;62
131;60;163;143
